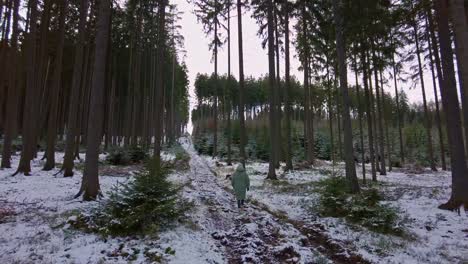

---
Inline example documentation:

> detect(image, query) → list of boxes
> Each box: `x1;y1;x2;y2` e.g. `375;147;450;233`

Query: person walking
231;164;250;208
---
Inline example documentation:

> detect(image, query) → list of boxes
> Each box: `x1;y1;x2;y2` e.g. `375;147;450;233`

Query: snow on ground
2;140;467;264
209;158;468;264
180;137;329;263
0;147;225;264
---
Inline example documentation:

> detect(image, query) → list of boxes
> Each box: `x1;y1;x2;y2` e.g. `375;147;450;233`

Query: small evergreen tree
87;160;191;236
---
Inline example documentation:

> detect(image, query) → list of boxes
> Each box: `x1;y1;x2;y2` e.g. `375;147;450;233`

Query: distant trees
191;0;226;157
1;0;467;211
191;0;468;212
0;0;190;200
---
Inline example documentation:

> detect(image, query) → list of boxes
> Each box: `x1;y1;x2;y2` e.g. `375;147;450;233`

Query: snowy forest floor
0;137;467;264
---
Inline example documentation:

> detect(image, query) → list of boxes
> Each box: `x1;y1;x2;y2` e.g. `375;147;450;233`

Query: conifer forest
0;0;467;263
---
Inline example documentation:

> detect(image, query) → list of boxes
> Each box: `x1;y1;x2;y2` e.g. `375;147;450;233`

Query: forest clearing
1;0;468;263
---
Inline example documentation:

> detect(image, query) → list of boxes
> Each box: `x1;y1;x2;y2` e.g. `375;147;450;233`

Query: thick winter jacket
231;165;250;200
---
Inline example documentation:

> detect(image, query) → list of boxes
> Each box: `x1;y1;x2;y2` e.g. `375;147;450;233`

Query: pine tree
77;0;111;200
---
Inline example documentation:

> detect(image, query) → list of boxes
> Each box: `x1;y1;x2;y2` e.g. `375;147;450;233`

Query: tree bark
450;0;468;158
435;0;468;210
77;0;111;200
326;59;335;163
302;2;314;164
372;49;386;175
354;55;366;183
334;0;359;193
367;57;380;172
212;0;219;158
362;48;377;181
284;4;293;171
0;0;12;130
237;0;246;166
227;0;232;165
274;7;281;167
1;0;20;169
44;0;67;171
14;0;39;176
62;0;89;177
153;0;168;168
392;53;405;166
266;0;277;180
379;68;392;171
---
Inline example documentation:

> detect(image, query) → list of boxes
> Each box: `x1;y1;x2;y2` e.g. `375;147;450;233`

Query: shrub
75;160;191;236
106;146;148;165
194;133;213;156
106;148;131;166
317;176;405;235
314;132;331;160
128;146;148;163
170;143;191;170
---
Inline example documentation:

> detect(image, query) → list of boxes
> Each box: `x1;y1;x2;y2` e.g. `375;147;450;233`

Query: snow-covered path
0;138;371;263
180;137;369;264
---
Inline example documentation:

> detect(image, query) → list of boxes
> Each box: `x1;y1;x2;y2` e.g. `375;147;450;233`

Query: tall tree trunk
367;58;380;172
372;49;386;175
326;59;335;163
392;53;405;166
1;0;20;169
212;0;219;158
362;48;377;181
227;0;232;165
0;0;12;130
426;16;447;170
44;0;67;171
62;0;88;177
380;68;392;172
76;0;111;200
354;55;366;183
435;0;468;210
334;0;359;193
169;27;176;146
266;0;277;180
274;7;281;167
337;107;342;160
414;20;437;171
450;0;468;158
237;0;246;166
14;0;39;176
153;0;168;168
302;2;314;164
284;4;293;171
35;0;52;156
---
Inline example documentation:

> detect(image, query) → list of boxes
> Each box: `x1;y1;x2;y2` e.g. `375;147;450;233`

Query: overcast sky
175;0;437;116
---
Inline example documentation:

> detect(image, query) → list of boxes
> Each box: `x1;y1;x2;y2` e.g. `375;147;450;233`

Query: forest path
180;137;370;264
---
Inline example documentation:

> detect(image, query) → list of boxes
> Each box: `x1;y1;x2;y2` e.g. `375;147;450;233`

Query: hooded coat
231;165;250;200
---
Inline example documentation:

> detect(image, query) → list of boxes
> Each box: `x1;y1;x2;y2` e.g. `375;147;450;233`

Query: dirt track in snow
181;137;370;264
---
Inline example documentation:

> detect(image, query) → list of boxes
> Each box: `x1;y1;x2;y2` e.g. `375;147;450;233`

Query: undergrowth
316;176;407;235
71;159;192;236
106;146;148;166
168;143;191;171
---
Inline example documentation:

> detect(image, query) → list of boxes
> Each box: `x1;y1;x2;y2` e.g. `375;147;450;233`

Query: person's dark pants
237;199;245;208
